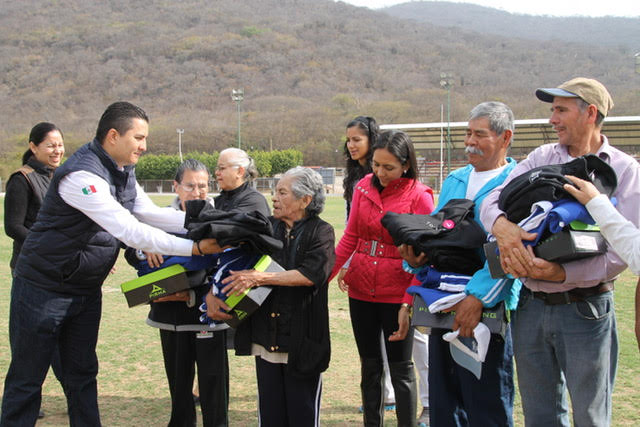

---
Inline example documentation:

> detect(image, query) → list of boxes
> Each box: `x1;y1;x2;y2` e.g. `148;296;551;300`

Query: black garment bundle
184;199;283;255
498;154;618;223
381;199;487;275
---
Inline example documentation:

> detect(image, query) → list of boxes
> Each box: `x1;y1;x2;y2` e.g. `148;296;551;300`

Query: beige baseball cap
536;77;614;117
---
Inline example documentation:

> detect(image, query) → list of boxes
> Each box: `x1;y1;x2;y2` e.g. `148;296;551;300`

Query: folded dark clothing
381;199;486;274
498;154;617;223
184;199;283;255
426;247;484;276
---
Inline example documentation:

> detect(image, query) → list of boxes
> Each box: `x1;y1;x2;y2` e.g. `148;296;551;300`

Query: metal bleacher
382;116;640;191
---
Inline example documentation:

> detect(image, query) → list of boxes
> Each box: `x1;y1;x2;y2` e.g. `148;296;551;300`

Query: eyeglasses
178;183;208;193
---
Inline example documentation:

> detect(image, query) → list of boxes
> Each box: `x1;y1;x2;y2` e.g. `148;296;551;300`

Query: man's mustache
465;146;484;156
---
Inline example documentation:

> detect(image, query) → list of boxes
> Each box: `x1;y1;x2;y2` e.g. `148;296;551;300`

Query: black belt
530;281;614;305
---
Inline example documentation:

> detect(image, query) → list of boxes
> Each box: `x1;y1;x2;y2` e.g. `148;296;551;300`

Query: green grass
0;194;638;426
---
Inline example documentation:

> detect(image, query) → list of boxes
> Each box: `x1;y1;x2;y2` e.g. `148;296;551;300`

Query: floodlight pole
176;128;184;162
440;73;454;175
231;88;244;149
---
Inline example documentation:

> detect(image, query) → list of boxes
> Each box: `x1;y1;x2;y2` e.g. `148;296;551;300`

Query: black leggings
349;297;414;362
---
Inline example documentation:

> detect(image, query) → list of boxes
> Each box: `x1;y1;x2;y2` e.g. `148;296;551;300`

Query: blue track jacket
433;159;522;309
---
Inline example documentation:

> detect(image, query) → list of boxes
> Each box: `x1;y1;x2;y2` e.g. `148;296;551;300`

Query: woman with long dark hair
341;116;400;412
333;130;434;427
343;116;378;218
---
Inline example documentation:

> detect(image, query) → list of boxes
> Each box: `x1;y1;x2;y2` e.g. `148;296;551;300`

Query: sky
339;0;640;18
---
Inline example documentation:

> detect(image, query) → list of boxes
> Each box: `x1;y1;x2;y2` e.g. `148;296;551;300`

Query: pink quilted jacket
332;174;434;303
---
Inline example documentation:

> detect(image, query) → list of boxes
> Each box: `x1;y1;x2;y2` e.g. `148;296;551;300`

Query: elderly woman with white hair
214;147;270;215
206;166;336;426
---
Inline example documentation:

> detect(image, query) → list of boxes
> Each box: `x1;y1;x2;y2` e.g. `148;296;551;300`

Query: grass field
0;194;638;426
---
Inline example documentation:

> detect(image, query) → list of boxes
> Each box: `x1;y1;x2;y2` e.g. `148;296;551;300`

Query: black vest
7;158;54;269
15;139;138;295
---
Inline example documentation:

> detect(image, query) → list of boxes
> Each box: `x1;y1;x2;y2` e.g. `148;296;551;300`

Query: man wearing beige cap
480;78;640;426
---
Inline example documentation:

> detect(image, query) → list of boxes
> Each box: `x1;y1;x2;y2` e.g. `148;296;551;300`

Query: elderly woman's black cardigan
234;214;335;378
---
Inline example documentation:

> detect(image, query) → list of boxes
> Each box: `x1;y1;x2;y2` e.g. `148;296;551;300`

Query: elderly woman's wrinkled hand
205;292;233;320
221;269;262;296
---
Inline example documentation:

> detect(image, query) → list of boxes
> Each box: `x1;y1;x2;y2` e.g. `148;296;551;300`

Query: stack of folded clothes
381;198;487;275
406;267;472;313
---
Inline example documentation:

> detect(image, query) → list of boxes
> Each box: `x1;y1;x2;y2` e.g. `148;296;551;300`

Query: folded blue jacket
407;285;466;313
523;198;594;245
207;248;261;299
135;254;219;276
416;267;472;290
199;248;263;325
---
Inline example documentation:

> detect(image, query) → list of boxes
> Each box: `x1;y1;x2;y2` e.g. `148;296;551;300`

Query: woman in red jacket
333;130;434;427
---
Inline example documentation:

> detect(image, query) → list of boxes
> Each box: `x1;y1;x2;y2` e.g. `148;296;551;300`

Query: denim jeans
512;288;617;427
428;326;514;427
1;277;102;427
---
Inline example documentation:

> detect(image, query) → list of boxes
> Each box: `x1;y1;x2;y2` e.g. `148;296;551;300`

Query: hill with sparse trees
1;0;638;178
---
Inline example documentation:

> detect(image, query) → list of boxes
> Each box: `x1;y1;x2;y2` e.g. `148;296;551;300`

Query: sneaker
38;410;45;419
417;406;429;427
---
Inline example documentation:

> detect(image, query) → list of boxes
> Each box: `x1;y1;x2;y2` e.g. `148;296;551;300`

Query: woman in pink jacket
332;130;434;427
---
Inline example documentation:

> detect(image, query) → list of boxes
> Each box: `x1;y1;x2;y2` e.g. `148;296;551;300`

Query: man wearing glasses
140;159;231;427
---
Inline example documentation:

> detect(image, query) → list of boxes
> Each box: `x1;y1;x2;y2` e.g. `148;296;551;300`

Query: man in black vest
0;102;223;427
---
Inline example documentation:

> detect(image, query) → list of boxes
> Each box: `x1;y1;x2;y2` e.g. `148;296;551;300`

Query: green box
120;264;190;308
223;255;283;329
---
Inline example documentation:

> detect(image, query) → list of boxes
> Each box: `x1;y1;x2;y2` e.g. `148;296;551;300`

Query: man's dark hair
95;101;149;144
174;158;210;183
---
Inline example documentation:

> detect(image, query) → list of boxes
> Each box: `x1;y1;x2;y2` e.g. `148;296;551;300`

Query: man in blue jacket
400;101;519;426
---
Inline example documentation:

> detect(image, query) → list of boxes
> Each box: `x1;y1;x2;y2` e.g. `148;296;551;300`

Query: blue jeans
1;277;102;427
512;288;617;427
428;326;514;427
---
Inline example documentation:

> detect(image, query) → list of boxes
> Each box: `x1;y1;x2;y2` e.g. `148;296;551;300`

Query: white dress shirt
59;170;193;256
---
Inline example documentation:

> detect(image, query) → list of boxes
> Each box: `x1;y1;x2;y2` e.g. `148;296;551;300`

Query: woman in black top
5;122;65;271
214;147;270;215
3;122;65;419
207;167;335;427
